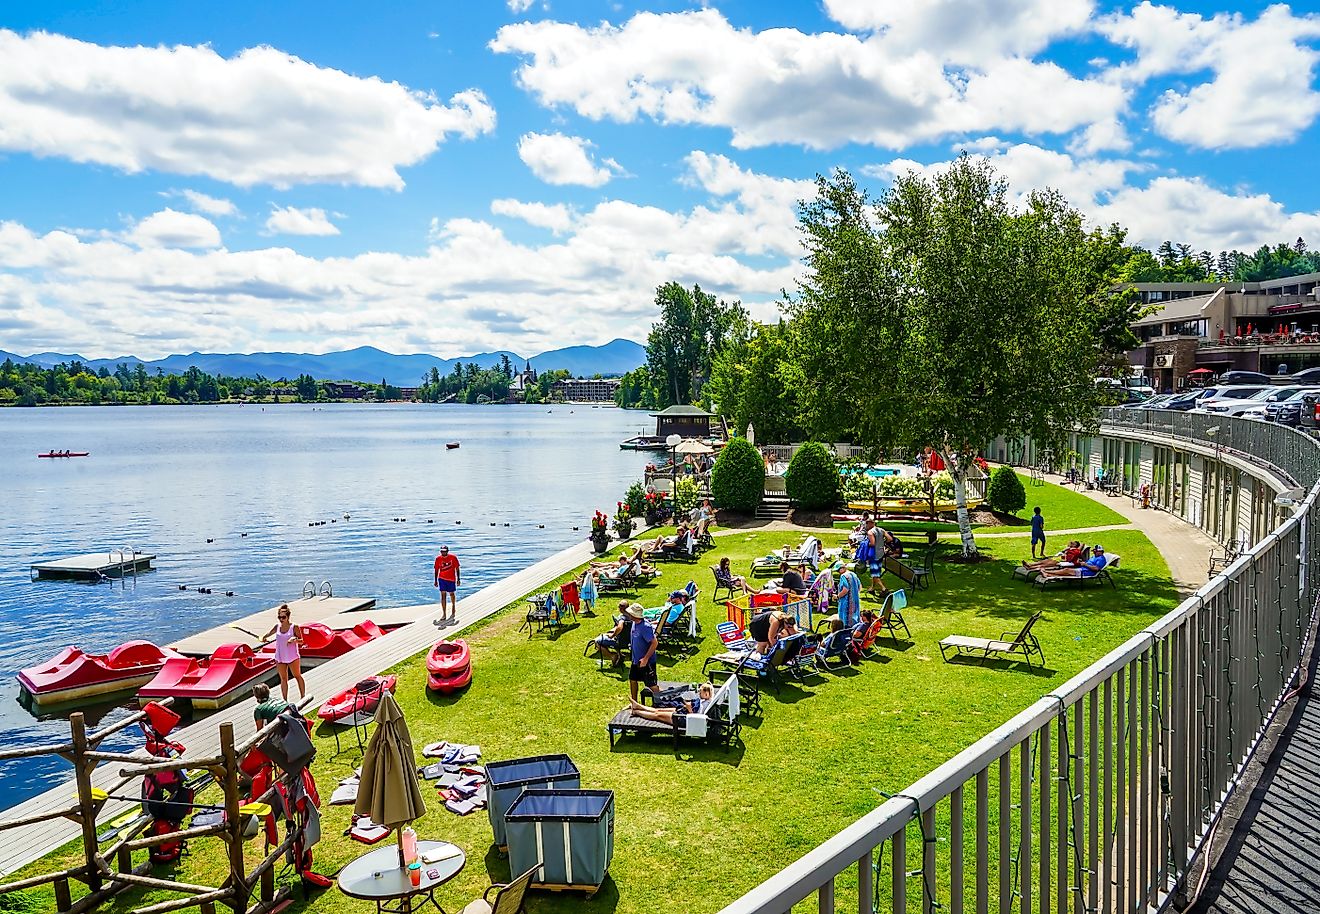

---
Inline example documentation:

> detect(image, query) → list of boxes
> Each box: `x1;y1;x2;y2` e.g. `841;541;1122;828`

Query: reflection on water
0;403;648;807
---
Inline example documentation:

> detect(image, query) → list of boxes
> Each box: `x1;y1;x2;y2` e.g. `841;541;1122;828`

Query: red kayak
38;452;89;458
18;641;183;705
317;675;397;722
296;620;386;661
138;642;275;710
426;639;472;693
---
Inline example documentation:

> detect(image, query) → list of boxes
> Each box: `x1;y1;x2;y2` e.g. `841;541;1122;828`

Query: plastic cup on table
408;862;422;887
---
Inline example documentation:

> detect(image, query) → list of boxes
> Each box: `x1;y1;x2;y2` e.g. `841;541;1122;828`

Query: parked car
1141;394;1176;409
1217;370;1274;385
1291;367;1320;385
1171;385;1261;411
1190;385;1274;413
1201;385;1310;417
1298;391;1320;430
1261;389;1317;427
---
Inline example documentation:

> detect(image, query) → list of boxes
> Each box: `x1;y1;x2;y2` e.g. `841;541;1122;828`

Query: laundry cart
485;754;580;849
504;789;615;895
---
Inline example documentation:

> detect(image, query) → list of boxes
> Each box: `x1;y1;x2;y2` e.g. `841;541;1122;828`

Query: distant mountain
0;339;646;386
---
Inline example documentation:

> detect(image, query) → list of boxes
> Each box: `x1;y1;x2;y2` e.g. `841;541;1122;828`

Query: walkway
0;536;598;877
1190;644;1320;913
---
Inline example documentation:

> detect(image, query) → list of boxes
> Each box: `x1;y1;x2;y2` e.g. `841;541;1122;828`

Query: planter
644;509;660;526
590;533;610;554
613;520;634;540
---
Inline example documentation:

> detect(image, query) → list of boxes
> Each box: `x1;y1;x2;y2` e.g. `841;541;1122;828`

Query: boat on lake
137;642;275;710
619;435;668;451
446;442;460;449
18;641;182;705
37;451;89;458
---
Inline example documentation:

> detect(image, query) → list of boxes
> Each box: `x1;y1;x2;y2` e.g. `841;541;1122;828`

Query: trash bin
485;754;580;849
505;789;615;894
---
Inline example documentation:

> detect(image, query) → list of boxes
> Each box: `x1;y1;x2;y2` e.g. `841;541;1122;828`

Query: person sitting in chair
1022;541;1083;572
715;556;751;596
747;609;797;653
1038;545;1108;579
883;529;905;558
628;682;715;726
591;601;635;666
773;561;808;597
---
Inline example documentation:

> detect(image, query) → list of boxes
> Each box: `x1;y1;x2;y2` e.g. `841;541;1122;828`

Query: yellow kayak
846;498;978;514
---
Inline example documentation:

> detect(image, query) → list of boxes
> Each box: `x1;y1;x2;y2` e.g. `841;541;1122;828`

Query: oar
229;624;265;641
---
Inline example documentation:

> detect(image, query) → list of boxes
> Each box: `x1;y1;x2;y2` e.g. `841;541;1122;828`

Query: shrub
785;442;840;509
874;471;955;501
623;480;648;518
986;466;1027;515
674;477;702;514
711;437;764;512
841;471;876;503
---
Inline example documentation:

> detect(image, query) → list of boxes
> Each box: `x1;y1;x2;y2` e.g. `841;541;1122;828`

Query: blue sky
1;0;1319;359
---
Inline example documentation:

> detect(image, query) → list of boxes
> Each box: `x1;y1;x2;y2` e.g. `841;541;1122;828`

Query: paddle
229;624;266;642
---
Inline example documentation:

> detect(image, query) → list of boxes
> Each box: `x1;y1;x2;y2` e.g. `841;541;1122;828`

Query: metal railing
718;414;1320;914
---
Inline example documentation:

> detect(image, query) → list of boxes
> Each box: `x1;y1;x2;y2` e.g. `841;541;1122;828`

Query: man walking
625;603;657;702
1030;507;1046;559
433;546;460;623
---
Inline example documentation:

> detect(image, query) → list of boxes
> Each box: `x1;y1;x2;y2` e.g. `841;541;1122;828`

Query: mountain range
0;339;645;386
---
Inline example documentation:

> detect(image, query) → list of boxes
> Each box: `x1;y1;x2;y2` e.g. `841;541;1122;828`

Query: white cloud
1100;3;1320;148
0;29;496;189
263;205;341;236
507;0;535;11
490;199;575;233
491;9;1125;151
0;155;808;358
517;132;626;187
867;143;1320;252
130;209;222;249
177;190;237;217
823;0;1093;66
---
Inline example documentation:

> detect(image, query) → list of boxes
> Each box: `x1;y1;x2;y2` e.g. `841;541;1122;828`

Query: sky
2;1;1320;360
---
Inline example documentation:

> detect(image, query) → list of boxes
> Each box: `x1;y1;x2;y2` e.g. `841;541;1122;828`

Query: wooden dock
169;595;378;655
30;551;156;580
0;536;599;877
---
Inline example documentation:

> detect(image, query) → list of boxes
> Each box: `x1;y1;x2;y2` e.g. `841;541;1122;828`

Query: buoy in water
178;585;187;590
427;519;433;523
225;591;235;597
206;538;214;544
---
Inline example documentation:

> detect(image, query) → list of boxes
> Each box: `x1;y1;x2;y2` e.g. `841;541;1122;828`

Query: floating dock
169;595;378;656
30;551;156;580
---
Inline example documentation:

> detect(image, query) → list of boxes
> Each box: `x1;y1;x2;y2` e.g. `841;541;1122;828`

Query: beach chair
455;865;540;914
814;627;855;671
1034;555;1120;590
852;615;886;660
607;675;742;751
1013;547;1091;582
713;620;751;653
710;565;737;602
650;530;697;563
938;611;1045;668
749;536;820;576
654;600;700;657
876;589;911;643
584;619;631;670
595;560;639;594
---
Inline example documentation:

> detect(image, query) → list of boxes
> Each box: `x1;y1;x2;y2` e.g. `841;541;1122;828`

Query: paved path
1190;646;1320;914
0;536;599;877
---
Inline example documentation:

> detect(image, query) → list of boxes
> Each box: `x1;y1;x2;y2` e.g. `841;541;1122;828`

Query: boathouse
652;404;715;439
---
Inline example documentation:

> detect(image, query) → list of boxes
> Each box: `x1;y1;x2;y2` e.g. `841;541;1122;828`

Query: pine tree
1157;240;1176;267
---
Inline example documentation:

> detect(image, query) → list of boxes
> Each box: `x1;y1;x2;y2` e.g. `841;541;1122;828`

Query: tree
499;354;513;378
784;442;840;509
985;466;1027;515
705;322;803;443
710;436;764;513
788;158;1136;555
645;281;749;406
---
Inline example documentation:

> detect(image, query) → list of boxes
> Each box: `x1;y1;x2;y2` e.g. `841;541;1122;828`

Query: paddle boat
37;451;90;458
426;639;472;693
446;442;460;450
137;643;276;710
293;620;387;663
17;641;183;705
317;674;397;722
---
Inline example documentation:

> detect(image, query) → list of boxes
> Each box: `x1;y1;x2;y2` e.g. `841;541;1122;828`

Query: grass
977;472;1127;532
10;501;1176;914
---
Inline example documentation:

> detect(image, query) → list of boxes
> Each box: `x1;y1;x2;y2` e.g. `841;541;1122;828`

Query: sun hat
622;603;645;620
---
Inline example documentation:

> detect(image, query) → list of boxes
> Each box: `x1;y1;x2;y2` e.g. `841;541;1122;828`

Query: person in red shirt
433;546;460;623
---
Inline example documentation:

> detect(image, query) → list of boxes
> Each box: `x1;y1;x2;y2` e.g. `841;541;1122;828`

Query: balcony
1200;331;1320;350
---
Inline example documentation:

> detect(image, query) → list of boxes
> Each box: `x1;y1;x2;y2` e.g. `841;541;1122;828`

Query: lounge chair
653;599;700;657
596;560;640;594
702;633;805;692
456;865;539;914
938;611;1045;668
1033;555;1120;590
1012;547;1090;582
650;530;697;562
710;565;738;602
876;589;911;643
713;620;751;653
852;615;887;660
607;675;742;751
750;536;821;576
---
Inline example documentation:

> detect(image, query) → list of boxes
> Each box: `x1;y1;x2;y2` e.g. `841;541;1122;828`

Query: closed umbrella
745;423;755;446
354;690;427;867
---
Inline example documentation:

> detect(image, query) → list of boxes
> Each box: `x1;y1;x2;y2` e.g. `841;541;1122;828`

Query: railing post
219;722;249;913
68;712;103;894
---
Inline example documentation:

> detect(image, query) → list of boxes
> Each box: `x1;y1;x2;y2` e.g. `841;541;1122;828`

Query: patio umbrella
745;423;755;446
1188;368;1213;375
674;438;714;455
354;690;427;867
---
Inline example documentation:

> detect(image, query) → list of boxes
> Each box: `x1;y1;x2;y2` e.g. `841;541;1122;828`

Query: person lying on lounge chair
594;549;658;580
1037;545;1108;580
748;609;797;653
1022;541;1083;572
643;522;691;553
628;682;715;725
591;547;643;571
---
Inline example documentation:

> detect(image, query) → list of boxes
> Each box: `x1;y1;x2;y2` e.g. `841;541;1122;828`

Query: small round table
338;840;466;913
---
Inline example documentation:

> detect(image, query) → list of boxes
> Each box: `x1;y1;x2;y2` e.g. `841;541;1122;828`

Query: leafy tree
705;322;802;443
788;158;1135;555
784;442;840;509
985;466;1027;515
614;365;661;409
710;436;764;513
645;281;748;406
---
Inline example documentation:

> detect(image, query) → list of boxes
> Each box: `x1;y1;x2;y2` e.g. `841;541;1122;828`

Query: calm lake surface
0;403;654;807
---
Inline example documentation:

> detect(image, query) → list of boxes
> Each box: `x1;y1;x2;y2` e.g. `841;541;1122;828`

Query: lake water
0;403;654;807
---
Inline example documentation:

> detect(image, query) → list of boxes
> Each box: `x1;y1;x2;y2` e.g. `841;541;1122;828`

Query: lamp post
666;433;682;513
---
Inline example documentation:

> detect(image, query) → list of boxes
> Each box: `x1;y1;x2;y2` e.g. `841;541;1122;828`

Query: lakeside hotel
1126;270;1320;389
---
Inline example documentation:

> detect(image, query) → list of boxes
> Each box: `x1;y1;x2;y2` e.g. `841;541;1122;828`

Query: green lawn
10;516;1176;914
976;472;1127;532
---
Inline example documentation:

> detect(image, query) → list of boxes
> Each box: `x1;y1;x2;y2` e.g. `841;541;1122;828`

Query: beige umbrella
674;438;714;455
354;690;427;867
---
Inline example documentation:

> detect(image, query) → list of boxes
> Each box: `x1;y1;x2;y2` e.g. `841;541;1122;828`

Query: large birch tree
786;156;1139;556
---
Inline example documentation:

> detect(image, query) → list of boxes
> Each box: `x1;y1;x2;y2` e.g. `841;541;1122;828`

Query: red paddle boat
317;674;398;722
17;641;183;705
295;620;387;662
426;639;472;693
137;642;275;710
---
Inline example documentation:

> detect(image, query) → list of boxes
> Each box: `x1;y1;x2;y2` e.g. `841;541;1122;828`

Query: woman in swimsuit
262;603;306;701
